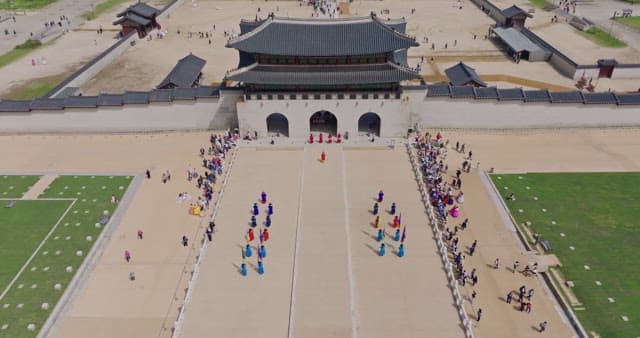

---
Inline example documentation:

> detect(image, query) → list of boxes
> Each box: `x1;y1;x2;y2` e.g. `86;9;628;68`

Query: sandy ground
179;145;463;338
1;128;640;337
531;23;640;64
75;0;640;96
0;0;166;98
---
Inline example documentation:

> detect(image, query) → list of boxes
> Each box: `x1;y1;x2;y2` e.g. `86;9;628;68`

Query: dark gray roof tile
172;87;197;100
450;85;475;98
474;87;499;99
227;14;417;56
549;91;584;103
616;93;640;105
583;92;617;104
0;100;31;112
498;88;524;101
195;86;220;98
524;90;550;102
64;96;98;108
226;62;420;85
97;94;123;106
123;91;149;104
426;84;451;97
445;62;486;87
158;54;206;89
30;98;65;110
148;89;173;102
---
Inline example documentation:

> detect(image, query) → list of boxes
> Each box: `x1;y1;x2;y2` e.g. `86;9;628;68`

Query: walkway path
179;144;464;338
0;0;97;55
21;174;57;199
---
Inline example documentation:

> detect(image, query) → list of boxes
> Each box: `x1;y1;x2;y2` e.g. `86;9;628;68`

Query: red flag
401;226;406;242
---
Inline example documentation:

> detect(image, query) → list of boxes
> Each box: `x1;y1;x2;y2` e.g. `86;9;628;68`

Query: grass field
615;16;640;31
0;175;133;338
0;40;43;70
0;0;57;10
0;176;39;198
82;0;131;20
491;173;640;338
580;27;627;48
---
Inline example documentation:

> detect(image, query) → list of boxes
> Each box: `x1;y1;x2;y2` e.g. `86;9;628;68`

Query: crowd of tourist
414;130;549;332
125;131;237;264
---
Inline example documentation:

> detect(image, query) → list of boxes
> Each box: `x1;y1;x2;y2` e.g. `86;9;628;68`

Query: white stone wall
236;95;407;138
612;66;640;79
412;97;640;129
0;98;226;133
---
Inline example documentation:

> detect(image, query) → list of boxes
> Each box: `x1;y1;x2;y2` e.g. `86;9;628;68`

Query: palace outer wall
0;87;639;135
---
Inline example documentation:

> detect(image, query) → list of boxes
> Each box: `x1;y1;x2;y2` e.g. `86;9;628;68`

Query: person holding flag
257;247;265;275
398;226;406;257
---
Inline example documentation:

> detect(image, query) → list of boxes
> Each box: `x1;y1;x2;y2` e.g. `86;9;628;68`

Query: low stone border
170;148;238;337
36;172;143;338
405;143;475;338
481;170;589;338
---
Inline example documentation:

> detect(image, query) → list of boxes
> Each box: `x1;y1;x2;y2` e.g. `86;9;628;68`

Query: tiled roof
123;91;150;104
450;85;475;98
445;62;486;87
498;88;524;101
172;87;197;100
549;91;584;103
426;84;451;97
158;53;206;89
117;2;159;18
97;94;124;106
30;98;65;110
616;93;640;105
148;89;173;102
227;14;418;56
524;90;551;102
226;62;420;85
0;100;31;112
502;5;532;19
582;92;618;104
195;86;220;98
64;96;98;108
474;87;499;99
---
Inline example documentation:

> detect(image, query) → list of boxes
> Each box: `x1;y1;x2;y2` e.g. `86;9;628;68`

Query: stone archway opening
358;112;381;136
309;110;338;135
266;113;289;137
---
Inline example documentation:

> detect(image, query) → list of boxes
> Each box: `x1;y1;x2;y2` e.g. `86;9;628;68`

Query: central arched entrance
309;110;337;135
266;113;289;137
358;112;381;136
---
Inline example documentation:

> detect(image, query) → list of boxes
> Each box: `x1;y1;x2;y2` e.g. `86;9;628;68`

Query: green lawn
0;175;133;338
0;0;58;10
4;81;57;100
580;27;627;48
615;16;640;31
491;173;640;338
0;40;43;70
529;0;551;10
0;176;40;198
82;0;131;20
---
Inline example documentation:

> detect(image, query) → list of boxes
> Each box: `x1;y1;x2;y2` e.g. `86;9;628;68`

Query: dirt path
21;174;57;199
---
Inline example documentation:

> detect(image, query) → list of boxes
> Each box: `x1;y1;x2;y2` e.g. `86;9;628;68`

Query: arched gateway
266;113;289;137
309;111;338;135
358;112;381;136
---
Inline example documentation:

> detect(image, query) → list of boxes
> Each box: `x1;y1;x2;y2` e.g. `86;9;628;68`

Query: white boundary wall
1;90;640;134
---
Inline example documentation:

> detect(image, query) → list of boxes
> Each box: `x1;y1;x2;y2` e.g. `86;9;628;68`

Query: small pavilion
445;62;487;87
502;5;533;28
113;2;161;38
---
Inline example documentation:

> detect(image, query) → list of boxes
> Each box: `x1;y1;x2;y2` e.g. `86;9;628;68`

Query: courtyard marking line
287;146;306;338
340;148;358;338
0;198;77;301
